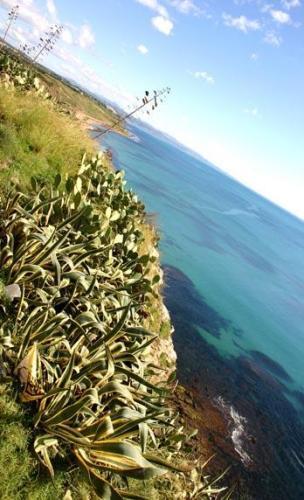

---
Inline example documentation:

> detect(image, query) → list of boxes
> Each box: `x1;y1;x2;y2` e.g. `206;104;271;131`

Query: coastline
0;44;233;498
102;142;237;493
75;110;129;138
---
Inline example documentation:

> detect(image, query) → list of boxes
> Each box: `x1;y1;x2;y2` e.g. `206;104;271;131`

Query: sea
100;122;304;499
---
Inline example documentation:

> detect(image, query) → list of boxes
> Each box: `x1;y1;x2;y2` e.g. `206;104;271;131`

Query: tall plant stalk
1;5;19;43
92;87;171;139
32;24;63;62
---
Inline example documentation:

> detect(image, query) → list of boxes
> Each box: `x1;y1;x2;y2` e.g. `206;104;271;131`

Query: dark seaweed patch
164;265;230;339
249;350;292;383
164;264;304;500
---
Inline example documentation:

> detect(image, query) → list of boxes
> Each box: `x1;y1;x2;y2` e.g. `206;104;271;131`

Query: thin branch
92;88;171;140
32;24;63;62
1;5;19;43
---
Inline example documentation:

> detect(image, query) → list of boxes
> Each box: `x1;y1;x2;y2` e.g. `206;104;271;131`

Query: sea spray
214;396;252;466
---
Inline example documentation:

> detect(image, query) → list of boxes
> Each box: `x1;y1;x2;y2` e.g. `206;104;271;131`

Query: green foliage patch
0;49;229;499
0;86;95;189
0;156;177;497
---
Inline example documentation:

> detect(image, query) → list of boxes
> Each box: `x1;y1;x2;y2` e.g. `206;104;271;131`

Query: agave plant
0;154;173;497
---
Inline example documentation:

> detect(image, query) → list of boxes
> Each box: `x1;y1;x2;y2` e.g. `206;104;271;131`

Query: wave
129;133;141;143
199;204;259;218
223;208;258;217
214;396;252;466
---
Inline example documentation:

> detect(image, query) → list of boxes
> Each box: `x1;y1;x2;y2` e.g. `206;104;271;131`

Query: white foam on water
214;396;252;466
129;133;141;143
290;449;304;471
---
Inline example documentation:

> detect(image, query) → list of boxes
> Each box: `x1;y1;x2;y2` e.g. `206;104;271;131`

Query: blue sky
0;0;303;218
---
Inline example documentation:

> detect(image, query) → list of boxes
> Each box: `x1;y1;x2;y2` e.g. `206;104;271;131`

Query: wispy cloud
170;0;201;15
135;0;168;17
281;0;301;9
0;0;136;110
151;15;173;34
137;43;149;54
222;13;261;33
78;24;95;49
263;31;282;46
191;71;215;84
46;0;56;17
243;107;259;117
250;52;259;60
135;0;174;36
270;9;291;23
0;0;49;34
61;27;73;44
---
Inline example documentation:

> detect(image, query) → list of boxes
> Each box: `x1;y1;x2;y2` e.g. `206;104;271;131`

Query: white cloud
53;45;134;110
170;0;201;15
243;107;259;117
46;0;56;17
281;0;301;9
192;71;215;84
0;0;49;34
135;0;168;17
270;9;291;23
137;43;149;54
61;27;73;44
0;0;135;112
250;52;259;60
11;25;28;45
135;0;174;35
78;24;95;49
151;15;173;34
264;31;282;46
261;3;272;13
222;13;261;33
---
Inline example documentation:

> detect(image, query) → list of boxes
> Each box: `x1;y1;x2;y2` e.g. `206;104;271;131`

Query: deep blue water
101;122;304;499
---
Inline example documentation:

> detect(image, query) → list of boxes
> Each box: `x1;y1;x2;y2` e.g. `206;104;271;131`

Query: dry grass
0;86;96;189
39;72;126;135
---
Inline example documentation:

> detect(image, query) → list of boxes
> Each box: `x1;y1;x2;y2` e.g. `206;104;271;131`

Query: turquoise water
101;123;304;498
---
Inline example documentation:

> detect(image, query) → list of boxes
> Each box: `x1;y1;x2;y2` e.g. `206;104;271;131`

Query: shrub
0;156;174;497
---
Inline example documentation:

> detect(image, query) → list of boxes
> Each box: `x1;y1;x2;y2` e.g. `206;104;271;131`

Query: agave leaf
76;449;123;499
101;303;131;346
13;264;47;283
144;453;192;473
116;366;164;394
81;415;114;440
34;435;58;478
30;195;61;214
15;343;40;386
78;442;166;479
117;488;150;500
98;380;134;403
110;412;159;442
43;392;96;426
34;229;71;265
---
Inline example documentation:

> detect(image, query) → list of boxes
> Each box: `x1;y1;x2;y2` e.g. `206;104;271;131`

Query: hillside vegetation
0;47;228;499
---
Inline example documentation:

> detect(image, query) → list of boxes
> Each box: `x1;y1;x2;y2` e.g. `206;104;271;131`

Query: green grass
0;57;228;497
0;86;96;189
0;86;99;497
40;72;125;131
0;387;66;499
1;45;125;134
0;387;96;499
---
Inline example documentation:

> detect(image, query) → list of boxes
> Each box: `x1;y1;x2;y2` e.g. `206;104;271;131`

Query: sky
0;0;303;218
